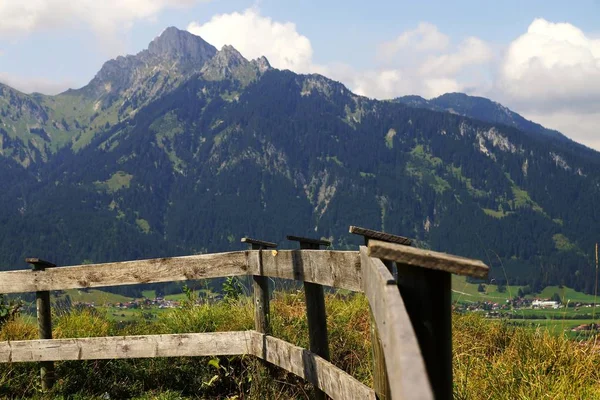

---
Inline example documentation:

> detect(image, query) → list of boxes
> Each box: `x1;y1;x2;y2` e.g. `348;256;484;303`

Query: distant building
532;300;560;309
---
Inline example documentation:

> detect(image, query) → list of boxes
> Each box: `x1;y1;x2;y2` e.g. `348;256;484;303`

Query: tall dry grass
1;292;599;398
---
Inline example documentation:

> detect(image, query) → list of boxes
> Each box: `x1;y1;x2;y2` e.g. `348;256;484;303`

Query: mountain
0;27;599;295
395;93;568;141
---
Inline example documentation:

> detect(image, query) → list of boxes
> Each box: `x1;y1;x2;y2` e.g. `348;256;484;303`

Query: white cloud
499;18;600;111
0;72;75;94
378;22;450;60
419;37;493;77
490;18;600;150
524;110;600;151
186;12;491;100
0;0;206;52
187;8;313;72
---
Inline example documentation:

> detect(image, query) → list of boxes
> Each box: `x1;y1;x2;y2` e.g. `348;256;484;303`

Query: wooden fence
0;227;488;400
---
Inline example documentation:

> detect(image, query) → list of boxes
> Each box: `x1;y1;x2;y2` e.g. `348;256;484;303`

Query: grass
535;286;597;303
53;289;133;305
136;218;151;234
0;291;370;399
552;233;579;252
452;276;598;304
482;208;513;219
94;171;133;193
4;289;600;398
453;314;600;399
452;275;522;302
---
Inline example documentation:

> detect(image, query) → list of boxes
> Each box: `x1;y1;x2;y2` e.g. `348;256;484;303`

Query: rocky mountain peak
252;56;272;73
148;27;217;68
211;45;248;68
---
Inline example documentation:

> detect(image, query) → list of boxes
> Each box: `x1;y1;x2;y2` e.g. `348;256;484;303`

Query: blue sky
1;0;599;148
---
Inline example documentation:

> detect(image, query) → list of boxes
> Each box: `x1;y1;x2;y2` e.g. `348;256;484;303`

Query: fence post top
241;237;278;249
286;235;331;247
26;258;57;271
349;226;412;246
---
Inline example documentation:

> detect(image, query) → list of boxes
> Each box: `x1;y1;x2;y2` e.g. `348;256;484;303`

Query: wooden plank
349;226;412;246
27;258;55;391
367;239;489;279
396;264;452;400
360;247;434;400
371;259;393;400
250;332;375;400
0;252;250;294
252;251;271;334
0;332;252;363
286;235;331;247
0;251;363;294
256;250;362;292
294;239;330;400
241;237;277;248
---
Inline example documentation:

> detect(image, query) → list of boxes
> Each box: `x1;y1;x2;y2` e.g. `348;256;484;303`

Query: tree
477;283;485;293
517;288;524;298
497;283;507;293
551;293;562;304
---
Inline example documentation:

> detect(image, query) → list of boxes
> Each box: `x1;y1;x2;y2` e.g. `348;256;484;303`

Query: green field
53;289;133;305
534;286;598;303
452;276;598;304
452;275;523;302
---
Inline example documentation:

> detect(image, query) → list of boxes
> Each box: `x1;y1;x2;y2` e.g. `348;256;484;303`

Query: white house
532;300;560;309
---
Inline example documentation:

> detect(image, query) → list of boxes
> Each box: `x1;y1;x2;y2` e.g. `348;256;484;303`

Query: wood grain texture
249;332;375;400
0;252;251;294
349;226;412;246
367;239;489;278
0;251;363;294
0;330;374;400
0;332;252;363
256;250;362;292
360;247;434;400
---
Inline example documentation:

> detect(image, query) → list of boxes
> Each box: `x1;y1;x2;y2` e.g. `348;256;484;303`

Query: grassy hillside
452;275;598;304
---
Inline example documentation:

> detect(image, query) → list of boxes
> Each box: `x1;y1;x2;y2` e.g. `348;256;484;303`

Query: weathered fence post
366;238;489;400
287;235;331;400
395;264;451;400
241;237;277;334
350;226;411;400
26;258;56;391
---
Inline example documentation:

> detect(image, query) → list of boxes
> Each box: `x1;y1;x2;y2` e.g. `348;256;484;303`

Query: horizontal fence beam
360;247;434;400
0;330;374;400
0;332;249;363
367;239;489;279
0;250;362;294
250;332;375;400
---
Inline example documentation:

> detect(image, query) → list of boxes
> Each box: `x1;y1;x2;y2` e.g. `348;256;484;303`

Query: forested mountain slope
0;27;598;293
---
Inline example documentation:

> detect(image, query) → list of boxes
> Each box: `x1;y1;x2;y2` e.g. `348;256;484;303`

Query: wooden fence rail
0;228;489;399
0;250;362;294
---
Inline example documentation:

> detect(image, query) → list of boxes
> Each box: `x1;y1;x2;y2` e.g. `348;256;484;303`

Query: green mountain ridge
0;27;598;295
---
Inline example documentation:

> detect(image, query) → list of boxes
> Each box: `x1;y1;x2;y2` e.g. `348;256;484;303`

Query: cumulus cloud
188;8;313;73
0;0;206;52
378;22;450;60
524;110;600;151
499;18;600;111
419;37;493;77
0;72;75;94
187;11;491;100
490;18;600;149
